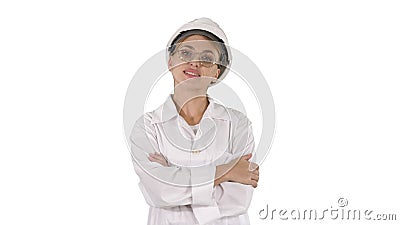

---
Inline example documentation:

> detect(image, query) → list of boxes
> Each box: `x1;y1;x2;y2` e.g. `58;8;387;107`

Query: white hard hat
166;17;232;83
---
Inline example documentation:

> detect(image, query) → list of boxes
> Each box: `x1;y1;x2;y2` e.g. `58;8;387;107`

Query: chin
175;79;209;91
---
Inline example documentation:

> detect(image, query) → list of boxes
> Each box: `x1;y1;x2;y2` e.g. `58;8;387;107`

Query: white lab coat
129;95;256;225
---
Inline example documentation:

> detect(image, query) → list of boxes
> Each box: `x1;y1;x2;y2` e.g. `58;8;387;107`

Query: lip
183;69;200;78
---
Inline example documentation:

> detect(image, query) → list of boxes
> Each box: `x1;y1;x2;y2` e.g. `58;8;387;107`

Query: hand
148;152;169;167
215;154;259;188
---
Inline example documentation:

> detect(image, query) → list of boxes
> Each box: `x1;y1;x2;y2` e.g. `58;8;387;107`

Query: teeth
185;71;199;76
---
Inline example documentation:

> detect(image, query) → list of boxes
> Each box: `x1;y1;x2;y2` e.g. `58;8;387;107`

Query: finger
149;154;163;162
150;153;165;160
241;153;252;161
149;153;158;158
251;173;259;182
148;156;157;162
155;153;168;162
148;155;158;162
249;162;259;171
152;154;164;161
148;156;167;166
252;169;259;176
251;180;258;188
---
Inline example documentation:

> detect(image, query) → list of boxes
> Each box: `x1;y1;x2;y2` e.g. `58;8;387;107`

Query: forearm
214;164;229;186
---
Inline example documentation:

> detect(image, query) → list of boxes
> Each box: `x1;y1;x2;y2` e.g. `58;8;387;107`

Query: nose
189;60;201;68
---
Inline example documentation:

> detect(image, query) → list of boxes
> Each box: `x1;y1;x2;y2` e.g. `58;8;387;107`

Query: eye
200;53;215;62
179;49;193;57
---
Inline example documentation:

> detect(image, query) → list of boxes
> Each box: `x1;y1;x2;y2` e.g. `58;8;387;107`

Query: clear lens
175;45;217;68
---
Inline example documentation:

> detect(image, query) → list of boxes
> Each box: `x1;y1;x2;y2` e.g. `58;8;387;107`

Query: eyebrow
179;45;195;50
179;45;217;55
201;50;215;55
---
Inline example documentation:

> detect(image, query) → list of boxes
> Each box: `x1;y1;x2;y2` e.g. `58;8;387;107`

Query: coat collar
150;94;231;124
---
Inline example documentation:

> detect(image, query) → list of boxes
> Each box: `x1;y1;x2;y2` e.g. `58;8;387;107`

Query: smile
184;70;200;78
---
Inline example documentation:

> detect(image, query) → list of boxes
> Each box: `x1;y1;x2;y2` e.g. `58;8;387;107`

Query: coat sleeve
215;113;256;217
129;114;216;208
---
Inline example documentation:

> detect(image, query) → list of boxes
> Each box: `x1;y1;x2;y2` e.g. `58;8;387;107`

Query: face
168;35;221;89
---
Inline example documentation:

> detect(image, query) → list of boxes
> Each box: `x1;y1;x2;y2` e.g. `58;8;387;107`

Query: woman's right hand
148;152;169;167
215;154;259;188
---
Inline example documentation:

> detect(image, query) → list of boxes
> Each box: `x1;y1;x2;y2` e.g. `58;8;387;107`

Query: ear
168;58;172;71
215;68;220;79
209;68;220;85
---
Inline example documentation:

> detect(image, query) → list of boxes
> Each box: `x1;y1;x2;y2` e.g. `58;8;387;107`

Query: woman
129;18;259;225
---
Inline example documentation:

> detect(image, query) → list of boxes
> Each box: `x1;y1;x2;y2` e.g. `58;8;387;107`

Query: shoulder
213;101;252;126
133;111;156;130
129;112;157;144
133;100;166;128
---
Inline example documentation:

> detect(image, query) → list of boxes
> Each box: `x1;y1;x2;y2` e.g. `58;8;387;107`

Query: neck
172;88;209;125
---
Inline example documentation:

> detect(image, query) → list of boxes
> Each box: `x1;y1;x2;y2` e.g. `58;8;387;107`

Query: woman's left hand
148;152;169;167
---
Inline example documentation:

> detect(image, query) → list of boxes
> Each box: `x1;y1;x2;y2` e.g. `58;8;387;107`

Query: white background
1;1;399;225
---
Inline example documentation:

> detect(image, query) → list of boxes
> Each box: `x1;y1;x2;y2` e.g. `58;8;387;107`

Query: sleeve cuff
191;202;221;225
190;164;216;205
